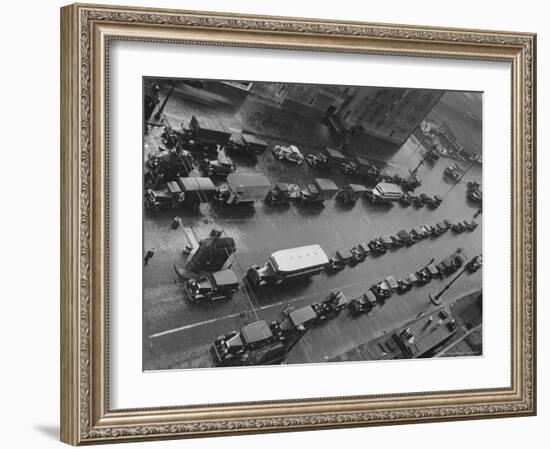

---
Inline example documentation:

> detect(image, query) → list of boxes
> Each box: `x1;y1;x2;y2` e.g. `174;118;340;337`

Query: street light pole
428;261;471;305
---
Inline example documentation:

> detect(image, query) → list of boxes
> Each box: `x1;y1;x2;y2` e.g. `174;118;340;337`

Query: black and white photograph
142;77;483;371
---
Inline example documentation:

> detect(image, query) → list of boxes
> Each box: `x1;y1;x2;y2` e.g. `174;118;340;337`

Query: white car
272;144;304;164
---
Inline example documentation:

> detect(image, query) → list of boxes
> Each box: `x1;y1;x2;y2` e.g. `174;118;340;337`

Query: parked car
184;269;239;303
265;183;301;205
368;238;388;255
395;229;414;246
467;255;483;273
272;144;304;164
350;242;370;262
416;262;441;284
200;150;236;177
444;163;465;181
227;132;268;157
349;291;378;315
336;184;368;204
436;219;452;234
397;273;418;293
328;249;354;271
305;152;329;168
438;253;467;275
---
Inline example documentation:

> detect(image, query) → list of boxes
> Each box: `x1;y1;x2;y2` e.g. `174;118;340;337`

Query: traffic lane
144;263;482;370
145;219;480;339
144;221;480;362
287;272;482;364
143;170;481;332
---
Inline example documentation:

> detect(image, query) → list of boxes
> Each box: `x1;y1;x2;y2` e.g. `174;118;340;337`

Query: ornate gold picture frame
60;3;536;445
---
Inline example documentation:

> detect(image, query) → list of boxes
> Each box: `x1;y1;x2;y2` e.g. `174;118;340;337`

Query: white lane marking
149;279;369;340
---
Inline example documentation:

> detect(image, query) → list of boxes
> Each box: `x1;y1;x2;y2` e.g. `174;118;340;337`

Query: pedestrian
144;248;155;266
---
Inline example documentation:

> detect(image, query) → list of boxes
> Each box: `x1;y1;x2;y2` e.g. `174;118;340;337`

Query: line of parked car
327;218;478;272
348;252;483;315
272;143;423;192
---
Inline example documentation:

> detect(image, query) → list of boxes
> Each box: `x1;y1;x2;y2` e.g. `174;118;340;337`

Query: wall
0;0;546;448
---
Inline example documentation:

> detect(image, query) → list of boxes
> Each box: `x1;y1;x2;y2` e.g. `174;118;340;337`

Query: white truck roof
270;244;329;273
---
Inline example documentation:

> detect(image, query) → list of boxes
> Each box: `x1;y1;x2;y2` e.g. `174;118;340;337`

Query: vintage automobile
467;255;483;273
420;193;443;209
397;273;418;293
312;291;349;321
444;163;466;181
380;235;395;249
226;132;268;157
467;181;483;203
353;156;380;181
213;320;282;365
300;178;339;204
349;290;378;315
350;242;370;262
416;262;441;284
436;219;452;234
176;176;217;210
438;253;467;275
144;181;185;210
341;160;359;175
400;174;422;192
265;183;301;206
215;173;272;205
277;305;318;336
410;225;431;240
272;144;305;164
451;221;468;233
368;238;388;255
365;182;403;204
186;115;232;154
145;147;195;186
409;194;425;208
371;277;397;300
394;229;414;246
305;152;329;169
336;184;368;204
325;147;347;168
184;269;239;303
200;150;236;178
465;220;479;231
451;220;478;233
328;248;354;271
400;192;413;207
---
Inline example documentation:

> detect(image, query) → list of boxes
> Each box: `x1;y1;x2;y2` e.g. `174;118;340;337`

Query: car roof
212;269;239;286
166;181;182;193
289;306;318;326
241;320;273;344
314;178;339;191
270;244;329;273
178;176;217;192
348;183;368;192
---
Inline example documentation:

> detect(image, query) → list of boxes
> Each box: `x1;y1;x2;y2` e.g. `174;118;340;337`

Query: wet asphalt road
143;89;482;370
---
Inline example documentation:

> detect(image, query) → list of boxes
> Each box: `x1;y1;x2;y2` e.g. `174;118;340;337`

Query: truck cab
227;132;268;157
184;269;239;303
300;178;339;204
213;320;278;364
215;173;272;205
